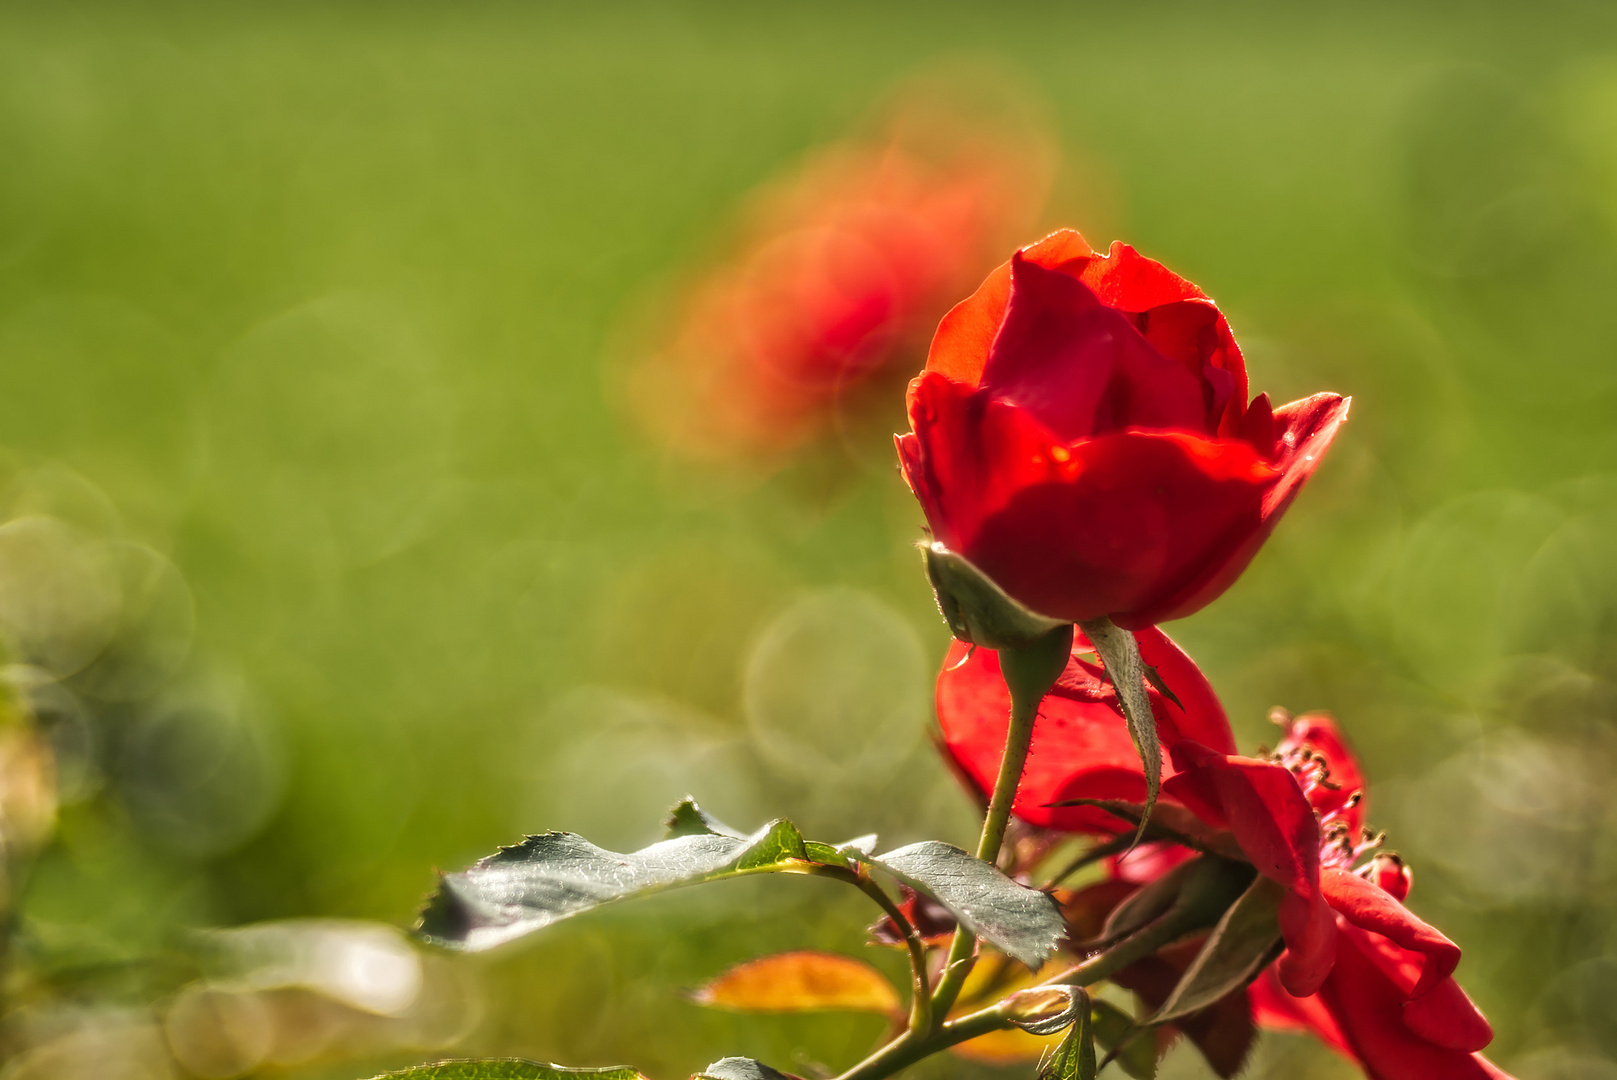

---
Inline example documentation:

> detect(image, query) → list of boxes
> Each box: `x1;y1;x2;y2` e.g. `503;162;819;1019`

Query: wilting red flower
936;624;1237;834
895;229;1349;628
1165;715;1514;1080
626;92;1053;461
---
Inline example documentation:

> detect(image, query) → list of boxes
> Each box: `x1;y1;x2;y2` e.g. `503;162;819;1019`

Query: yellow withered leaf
691;951;902;1016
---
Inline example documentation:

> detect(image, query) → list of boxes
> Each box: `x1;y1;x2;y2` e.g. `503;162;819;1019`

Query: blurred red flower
935;624;1237;834
896;229;1349;628
1165;715;1513;1080
626;87;1053;461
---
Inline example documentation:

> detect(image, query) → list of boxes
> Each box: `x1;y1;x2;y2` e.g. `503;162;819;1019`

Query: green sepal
921;541;1067;650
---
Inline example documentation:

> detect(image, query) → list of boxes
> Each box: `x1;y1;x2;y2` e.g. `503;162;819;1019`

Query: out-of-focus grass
1;2;1616;1078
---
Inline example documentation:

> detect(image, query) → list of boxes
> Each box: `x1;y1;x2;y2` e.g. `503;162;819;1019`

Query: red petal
936;627;1233;833
1072;241;1247;435
1279;888;1340;998
1138;626;1238;755
1403;978;1494;1053
924;229;1095;388
1074;240;1211;309
1321;869;1460;1000
1249;966;1353;1060
1123;391;1349;626
1237;392;1276;458
978;254;1209;440
1319;925;1514;1080
1166;741;1336;996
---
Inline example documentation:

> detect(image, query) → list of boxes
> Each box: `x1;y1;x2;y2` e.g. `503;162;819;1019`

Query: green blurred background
1;2;1616;1078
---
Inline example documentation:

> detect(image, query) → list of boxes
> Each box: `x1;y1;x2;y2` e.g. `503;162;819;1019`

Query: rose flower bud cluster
898;231;1510;1079
935;627;1514;1079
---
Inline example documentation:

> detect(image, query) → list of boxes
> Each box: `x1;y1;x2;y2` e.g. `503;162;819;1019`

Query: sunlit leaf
419;818;811;951
367;1061;645;1080
1152;875;1284;1024
664;796;746;840
695;1057;797;1080
691;951;901;1016
863;841;1064;967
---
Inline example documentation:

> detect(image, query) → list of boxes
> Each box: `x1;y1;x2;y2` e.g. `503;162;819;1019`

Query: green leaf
1151;874;1285;1024
1091;1001;1155;1080
366;1062;644;1080
419;819;811;951
664;796;746;840
695;1058;796;1080
863;841;1064;967
1076;619;1158;847
1037;991;1096;1080
800;835;875;872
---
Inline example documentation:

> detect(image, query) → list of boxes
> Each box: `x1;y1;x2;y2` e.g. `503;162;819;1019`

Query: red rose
936;624;1237;834
896;229;1349;628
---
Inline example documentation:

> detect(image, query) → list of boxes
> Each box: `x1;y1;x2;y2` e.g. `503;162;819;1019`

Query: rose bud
896;230;1349;628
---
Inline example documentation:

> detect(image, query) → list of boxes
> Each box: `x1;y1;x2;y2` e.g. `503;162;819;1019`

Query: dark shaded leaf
1097;859;1198;943
1091;1001;1156;1080
419;819;809;951
696;1058;796;1080
1055;880;1136;946
1043;799;1244;861
664;797;746;840
864;841;1065;967
1112;939;1255;1079
1036;990;1095;1080
1152;875;1285;1024
367;1062;643;1080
